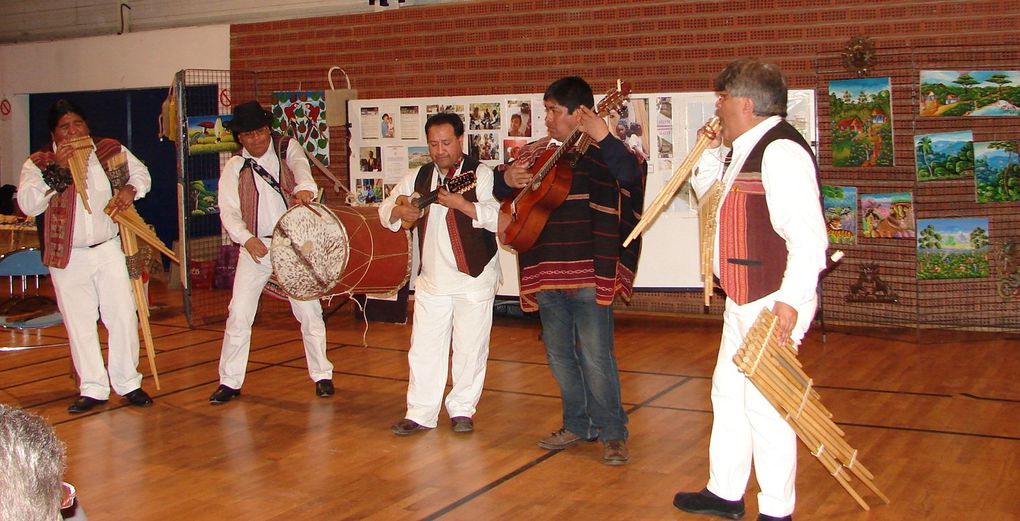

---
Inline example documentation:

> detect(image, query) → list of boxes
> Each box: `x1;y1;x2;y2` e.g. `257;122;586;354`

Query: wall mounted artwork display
860;192;914;239
829;77;894;167
914;130;974;181
506;100;532;137
272;91;329;166
974;140;1020;203
919;70;1020;117
407;146;430;170
822;185;857;245
186;115;239;155
189;178;218;215
917;218;990;279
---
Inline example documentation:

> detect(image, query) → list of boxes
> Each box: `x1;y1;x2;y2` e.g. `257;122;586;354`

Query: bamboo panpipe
698;181;725;306
733;308;889;511
622;117;720;248
119;228;160;390
66;136;94;213
105;204;179;264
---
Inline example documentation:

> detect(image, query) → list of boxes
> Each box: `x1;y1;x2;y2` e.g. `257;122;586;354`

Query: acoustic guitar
498;81;632;252
394;169;477;229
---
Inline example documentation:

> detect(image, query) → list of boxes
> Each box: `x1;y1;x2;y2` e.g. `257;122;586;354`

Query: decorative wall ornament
846;263;898;303
996;241;1020;299
841;36;877;77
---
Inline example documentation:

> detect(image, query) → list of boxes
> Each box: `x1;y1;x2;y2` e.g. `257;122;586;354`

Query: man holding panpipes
18;99;154;413
672;59;827;521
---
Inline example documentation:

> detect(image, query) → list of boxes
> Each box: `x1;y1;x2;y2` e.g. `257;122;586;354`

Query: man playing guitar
492;76;646;465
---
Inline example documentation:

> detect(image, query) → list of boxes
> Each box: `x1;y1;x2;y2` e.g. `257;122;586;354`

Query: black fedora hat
226;101;273;134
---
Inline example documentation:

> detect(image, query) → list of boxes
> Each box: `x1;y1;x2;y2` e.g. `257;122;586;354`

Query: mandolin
498;81;632;252
394;169;477;229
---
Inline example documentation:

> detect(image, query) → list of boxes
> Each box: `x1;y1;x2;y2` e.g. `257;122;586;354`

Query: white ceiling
0;0;460;44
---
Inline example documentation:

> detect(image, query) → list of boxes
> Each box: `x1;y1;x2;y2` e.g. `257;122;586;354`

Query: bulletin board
348;90;815;294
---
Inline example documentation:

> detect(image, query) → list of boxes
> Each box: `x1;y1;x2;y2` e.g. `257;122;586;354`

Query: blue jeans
536;288;628;441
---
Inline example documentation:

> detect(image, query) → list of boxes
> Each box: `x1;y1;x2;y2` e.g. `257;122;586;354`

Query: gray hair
714;58;788;117
0;404;67;521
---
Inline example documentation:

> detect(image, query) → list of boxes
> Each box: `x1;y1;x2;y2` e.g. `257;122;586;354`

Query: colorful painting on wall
822;185;857;245
189;178;218;216
974;140;1020;203
271;91;329;166
860;192;914;239
828;77;894;167
186;115;239;156
914;130;974;181
917;218;990;280
919;70;1020;117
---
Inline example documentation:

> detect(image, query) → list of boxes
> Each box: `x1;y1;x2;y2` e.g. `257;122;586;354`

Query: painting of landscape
974;140;1020;203
914;130;974;181
919;70;1020;117
917;218;990;280
822;185;857;245
829;77;894;167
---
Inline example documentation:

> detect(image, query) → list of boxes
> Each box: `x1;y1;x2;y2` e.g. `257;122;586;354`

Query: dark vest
718;120;817;305
412;155;497;278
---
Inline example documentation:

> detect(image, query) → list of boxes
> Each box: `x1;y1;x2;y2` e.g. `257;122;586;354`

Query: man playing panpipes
672;59;828;521
18;99;154;413
210;100;334;404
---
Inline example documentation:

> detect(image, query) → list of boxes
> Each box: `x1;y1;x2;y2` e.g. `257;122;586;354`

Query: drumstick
299;200;322;218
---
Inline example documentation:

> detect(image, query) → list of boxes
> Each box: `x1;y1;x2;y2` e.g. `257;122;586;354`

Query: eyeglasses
61;481;76;509
237;127;270;141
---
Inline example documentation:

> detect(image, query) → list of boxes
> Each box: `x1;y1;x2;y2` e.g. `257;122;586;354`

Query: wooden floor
2;281;1019;521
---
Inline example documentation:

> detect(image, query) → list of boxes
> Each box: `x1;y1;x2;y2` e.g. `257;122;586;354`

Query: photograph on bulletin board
506;99;532;137
355;177;384;205
469;103;501;130
359;146;381;172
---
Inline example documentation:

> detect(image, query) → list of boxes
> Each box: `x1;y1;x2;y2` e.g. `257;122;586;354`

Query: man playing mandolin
492;76;646;465
379;112;500;436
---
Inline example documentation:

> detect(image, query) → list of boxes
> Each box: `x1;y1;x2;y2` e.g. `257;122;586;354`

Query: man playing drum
378;112;500;435
209;100;334;405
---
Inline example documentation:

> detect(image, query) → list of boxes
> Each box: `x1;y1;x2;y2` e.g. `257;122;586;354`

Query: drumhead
270;203;349;300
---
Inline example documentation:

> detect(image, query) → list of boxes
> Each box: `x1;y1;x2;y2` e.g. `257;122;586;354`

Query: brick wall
231;0;1020;328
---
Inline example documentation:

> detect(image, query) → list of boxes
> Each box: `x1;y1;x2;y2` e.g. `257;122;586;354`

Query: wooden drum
270;203;410;301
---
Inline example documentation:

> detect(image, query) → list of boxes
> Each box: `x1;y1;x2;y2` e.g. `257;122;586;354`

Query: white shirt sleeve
123;146;151;198
378;169;421;232
470;163;499;232
761;140;828;307
17;158;55;217
218;156;254;246
285;139;317;195
692;146;726;199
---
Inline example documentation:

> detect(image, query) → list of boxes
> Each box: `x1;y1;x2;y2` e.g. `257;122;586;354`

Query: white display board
348;90;815;294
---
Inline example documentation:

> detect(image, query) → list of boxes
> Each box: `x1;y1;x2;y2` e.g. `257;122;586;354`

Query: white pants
706;293;816;518
404;284;495;428
49;239;142;400
218;240;333;389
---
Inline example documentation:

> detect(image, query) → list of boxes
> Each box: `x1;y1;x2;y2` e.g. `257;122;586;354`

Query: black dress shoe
391;418;431;436
209;385;241;405
315;379;335;397
758;515;792;521
67;396;108;414
124;388;153;407
673;489;745;520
